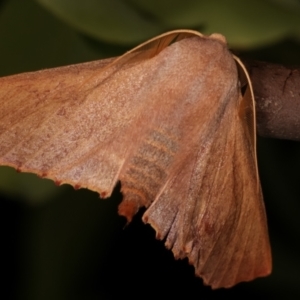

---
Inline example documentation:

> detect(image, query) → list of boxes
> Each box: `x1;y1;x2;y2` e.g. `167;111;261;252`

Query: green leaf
35;0;163;45
120;0;300;48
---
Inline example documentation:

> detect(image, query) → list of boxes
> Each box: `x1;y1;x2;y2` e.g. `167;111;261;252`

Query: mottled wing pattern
0;30;271;288
142;83;271;288
0;31;199;198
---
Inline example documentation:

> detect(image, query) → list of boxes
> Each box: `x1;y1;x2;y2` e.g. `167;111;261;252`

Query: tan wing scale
0;30;271;288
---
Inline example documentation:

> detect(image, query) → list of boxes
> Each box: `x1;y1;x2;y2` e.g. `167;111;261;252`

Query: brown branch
245;60;300;141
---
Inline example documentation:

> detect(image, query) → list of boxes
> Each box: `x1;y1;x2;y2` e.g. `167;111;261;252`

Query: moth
0;30;271;289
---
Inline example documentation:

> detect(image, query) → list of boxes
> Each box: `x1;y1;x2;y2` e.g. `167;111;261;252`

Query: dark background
1;0;300;299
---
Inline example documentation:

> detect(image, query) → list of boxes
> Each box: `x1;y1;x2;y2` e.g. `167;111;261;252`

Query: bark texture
246;61;300;141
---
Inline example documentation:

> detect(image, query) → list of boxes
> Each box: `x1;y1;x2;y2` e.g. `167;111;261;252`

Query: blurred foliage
36;0;300;48
1;0;300;299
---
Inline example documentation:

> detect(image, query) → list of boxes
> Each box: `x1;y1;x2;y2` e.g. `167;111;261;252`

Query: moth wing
143;58;271;288
0;30;271;288
0;29;204;199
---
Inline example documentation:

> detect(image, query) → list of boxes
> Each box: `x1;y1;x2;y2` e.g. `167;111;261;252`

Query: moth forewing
0;30;271;289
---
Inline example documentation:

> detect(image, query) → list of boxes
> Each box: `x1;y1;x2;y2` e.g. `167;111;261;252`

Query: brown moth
0;30;271;289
